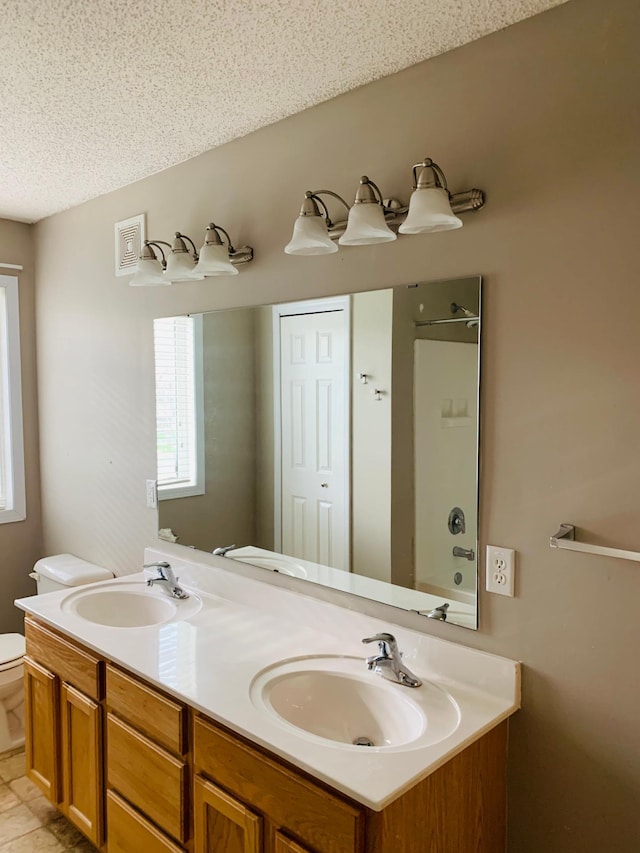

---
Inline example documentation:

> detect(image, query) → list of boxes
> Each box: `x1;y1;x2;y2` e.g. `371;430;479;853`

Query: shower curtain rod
415;316;479;327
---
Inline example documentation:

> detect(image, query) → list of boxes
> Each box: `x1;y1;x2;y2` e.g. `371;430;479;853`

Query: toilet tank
30;554;114;594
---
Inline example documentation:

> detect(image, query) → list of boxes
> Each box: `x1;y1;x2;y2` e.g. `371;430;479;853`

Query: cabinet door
23;657;60;803
275;833;313;853
194;775;262;853
61;683;104;847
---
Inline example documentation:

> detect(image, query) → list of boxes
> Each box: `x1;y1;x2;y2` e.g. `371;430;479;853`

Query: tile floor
0;749;97;852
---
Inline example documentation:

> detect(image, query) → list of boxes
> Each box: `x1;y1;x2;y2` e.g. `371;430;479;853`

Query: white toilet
0;554;114;754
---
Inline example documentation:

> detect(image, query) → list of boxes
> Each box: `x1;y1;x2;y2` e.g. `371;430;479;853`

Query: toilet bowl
0;554;114;754
0;634;26;752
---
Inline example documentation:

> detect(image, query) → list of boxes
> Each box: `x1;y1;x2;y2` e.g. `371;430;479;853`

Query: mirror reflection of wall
154;276;481;628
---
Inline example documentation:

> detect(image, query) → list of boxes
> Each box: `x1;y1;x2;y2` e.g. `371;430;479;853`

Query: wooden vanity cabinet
193;714;509;853
23;617;105;848
24;618;509;853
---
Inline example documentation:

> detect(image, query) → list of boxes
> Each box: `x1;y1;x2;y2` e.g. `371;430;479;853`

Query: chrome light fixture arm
174;232;199;261
142;239;171;269
208;222;254;265
301;189;351;230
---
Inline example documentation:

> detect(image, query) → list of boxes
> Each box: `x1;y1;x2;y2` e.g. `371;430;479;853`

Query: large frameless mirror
153;276;481;628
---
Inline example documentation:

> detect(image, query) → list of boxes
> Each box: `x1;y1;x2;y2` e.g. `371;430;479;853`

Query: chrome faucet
143;561;189;599
212;544;236;557
452;545;475;561
362;632;422;688
426;603;450;621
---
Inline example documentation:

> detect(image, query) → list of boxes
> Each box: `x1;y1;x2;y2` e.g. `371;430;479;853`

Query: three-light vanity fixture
130;222;254;286
284;157;485;256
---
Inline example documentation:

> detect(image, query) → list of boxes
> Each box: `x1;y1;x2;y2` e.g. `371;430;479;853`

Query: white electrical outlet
486;545;516;596
146;479;157;509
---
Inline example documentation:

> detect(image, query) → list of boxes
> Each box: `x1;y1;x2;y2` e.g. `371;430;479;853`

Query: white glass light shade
165;252;200;282
398;187;462;234
338;204;396;246
192;243;238;276
129;257;169;286
284;216;338;255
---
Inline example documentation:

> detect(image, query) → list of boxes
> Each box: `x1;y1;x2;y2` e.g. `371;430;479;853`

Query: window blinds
154;316;196;488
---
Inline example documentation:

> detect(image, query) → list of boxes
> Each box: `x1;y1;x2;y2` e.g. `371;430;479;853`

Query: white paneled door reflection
280;311;348;570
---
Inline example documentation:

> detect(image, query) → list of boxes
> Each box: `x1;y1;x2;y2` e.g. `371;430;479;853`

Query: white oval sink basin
250;656;460;751
61;582;202;628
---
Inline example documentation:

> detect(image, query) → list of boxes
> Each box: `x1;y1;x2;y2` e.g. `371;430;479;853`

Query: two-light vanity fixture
130;222;254;286
284;157;485;255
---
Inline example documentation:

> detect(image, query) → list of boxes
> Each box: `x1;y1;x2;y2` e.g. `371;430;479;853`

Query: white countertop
16;546;520;811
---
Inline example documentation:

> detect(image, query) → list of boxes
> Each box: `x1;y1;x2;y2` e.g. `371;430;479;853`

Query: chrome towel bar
550;523;640;563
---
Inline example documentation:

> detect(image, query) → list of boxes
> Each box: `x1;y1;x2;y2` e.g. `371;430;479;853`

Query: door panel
61;683;103;846
280;310;348;570
194;775;262;853
23;657;60;803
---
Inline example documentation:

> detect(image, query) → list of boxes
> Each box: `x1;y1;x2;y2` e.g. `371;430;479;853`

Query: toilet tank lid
33;554;114;586
0;633;25;665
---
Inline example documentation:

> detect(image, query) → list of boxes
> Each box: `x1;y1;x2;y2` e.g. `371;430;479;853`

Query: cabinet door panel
194;776;262;853
275;832;313;853
23;657;60;803
61;683;103;846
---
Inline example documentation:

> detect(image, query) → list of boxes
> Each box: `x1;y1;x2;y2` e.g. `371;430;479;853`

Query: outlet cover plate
486;545;515;596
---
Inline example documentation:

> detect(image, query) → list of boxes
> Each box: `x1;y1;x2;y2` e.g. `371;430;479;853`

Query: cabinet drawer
106;664;187;755
25;617;102;701
107;714;188;843
193;717;364;853
107;790;185;853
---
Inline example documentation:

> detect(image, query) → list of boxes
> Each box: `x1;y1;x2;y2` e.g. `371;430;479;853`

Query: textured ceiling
0;0;567;222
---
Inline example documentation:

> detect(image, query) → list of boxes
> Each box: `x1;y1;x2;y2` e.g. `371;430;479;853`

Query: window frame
154;313;205;501
0;274;26;524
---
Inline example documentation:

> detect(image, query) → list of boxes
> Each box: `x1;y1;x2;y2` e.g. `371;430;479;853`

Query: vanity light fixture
338;176;396;246
284;157;485;256
192;223;254;277
129;240;172;286
399;158;462;234
165;232;202;281
284;191;349;255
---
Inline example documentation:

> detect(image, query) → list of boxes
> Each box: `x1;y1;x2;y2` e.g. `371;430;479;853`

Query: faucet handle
362;632;398;656
143;561;171;579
